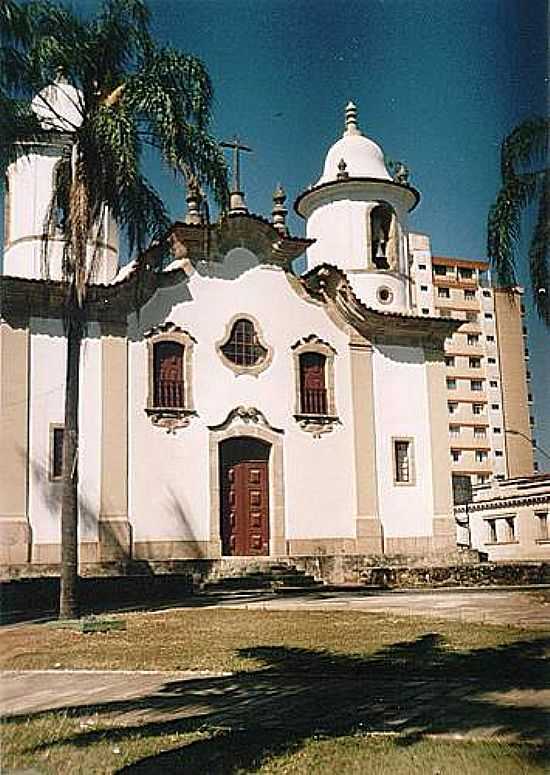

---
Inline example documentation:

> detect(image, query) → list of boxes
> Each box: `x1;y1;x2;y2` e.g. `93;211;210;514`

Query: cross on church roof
221;135;252;193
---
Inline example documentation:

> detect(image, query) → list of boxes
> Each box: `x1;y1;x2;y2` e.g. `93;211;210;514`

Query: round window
377;286;393;305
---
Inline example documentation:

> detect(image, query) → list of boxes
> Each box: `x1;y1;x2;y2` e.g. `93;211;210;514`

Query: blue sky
4;0;549;466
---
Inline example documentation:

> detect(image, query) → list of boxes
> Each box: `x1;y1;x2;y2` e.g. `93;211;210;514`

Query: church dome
31;79;83;132
316;102;391;185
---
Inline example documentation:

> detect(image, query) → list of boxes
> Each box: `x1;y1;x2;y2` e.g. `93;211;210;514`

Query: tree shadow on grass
11;633;550;773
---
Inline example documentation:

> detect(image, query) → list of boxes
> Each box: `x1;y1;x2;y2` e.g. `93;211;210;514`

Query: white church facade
2;95;479;570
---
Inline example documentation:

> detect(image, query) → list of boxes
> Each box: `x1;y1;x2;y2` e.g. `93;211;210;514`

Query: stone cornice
0;243;182;326
454;493;550;514
300;263;462;346
294;177;420;218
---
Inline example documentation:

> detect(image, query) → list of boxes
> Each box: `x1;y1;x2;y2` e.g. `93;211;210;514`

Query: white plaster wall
372;344;435;537
28;319;101;545
128;252;357;545
4;150;118;282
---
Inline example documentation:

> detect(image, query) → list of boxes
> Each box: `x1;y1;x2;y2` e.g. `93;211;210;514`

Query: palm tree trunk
59;311;83;619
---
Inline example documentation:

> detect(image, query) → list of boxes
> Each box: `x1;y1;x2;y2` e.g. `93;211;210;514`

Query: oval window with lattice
221;318;267;367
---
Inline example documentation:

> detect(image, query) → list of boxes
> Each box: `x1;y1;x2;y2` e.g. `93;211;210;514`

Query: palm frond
0;90;44;169
528;170;550;325
500;117;549;179
487;172;539;286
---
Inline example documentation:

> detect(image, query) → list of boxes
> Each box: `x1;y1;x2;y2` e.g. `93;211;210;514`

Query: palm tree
487;117;549;326
0;0;228;618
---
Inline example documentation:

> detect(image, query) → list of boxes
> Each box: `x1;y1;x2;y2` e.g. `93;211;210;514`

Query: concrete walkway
192;586;550;629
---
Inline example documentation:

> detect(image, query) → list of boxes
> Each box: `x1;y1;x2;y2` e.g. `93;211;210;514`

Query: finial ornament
344;101;360;136
272;183;288;234
337;158;349;180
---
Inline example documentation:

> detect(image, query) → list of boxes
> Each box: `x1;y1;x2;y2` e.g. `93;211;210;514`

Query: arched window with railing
153;341;184;408
299;352;327;415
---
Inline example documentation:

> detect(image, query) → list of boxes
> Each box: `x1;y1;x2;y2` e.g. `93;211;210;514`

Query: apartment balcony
444;343;484;358
433;275;479;289
448;437;492;451
435;296;481;312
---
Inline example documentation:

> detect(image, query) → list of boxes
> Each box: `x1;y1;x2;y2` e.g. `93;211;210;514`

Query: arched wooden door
219;437;270;556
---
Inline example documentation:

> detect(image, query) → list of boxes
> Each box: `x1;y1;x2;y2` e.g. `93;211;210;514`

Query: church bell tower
294;102;419;313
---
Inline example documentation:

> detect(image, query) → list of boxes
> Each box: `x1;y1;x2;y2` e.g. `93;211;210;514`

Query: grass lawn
2;609;549;773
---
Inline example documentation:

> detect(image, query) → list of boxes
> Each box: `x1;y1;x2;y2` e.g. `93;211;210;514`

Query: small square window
477;474;489;484
487;520;497;543
491;403;500;410
447;378;457;389
483;290;492;297
473;426;486;438
472;403;484;415
450;424;460;437
489;380;498;387
448;401;458;414
495;450;503;457
488;357;496;364
434;265;447;276
465;311;478;322
464;289;475;300
493;427;501;434
445;356;455;367
440;309;451;318
469;357;481;369
467;334;479;345
485;312;493;320
451;449;461;462
487;335;495;342
459;267;473;279
421;308;430;315
438;287;450;298
420;284;428;291
418;263;427;270
475;450;488;462
471;379;483;391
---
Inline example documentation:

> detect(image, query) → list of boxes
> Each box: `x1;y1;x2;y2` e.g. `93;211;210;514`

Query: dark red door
221;460;269;556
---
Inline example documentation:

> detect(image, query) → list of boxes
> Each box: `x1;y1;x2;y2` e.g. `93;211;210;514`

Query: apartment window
477;474;489;484
421;308;430;315
484;312;493;320
472;403;484;415
450;424;460;438
434;265;447;276
536;512;549;541
488;357;496;364
526;370;531;380
459;267;473;280
440;309;451;318
467;334;479;345
487;520;497;543
491;403;500;410
445;356;455;367
448;401;458;414
438;286;450;298
493;427;501;434
469;357;481;369
50;425;64;480
418;263;427;270
495;450;503;457
487;335;495;342
473;426;486;439
393;439;414;485
482;290;491;298
451;449;461;462
490;380;498;388
471;379;483;391
420;284;428;291
446;378;457;390
464;289;476;300
465;311;477;322
475;450;488;462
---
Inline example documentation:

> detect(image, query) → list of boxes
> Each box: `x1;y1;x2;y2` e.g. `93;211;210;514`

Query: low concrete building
457;474;550;561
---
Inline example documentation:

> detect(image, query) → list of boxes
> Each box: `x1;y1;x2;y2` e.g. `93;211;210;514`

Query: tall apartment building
409;233;535;490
